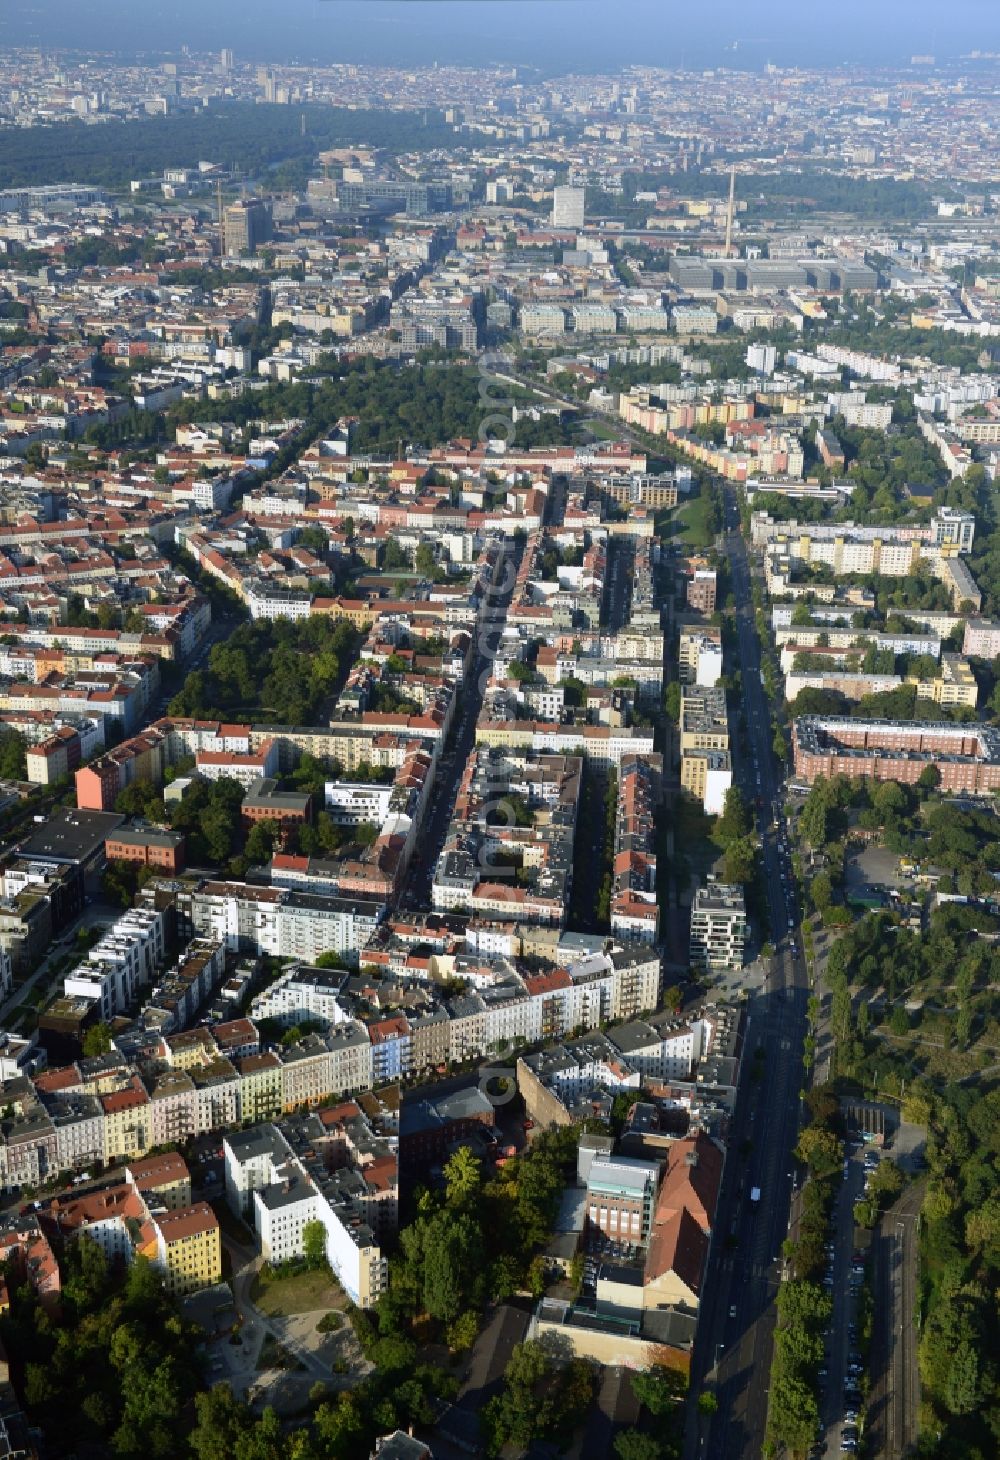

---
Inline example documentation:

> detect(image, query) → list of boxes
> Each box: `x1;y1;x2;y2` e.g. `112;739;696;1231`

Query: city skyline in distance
1;0;994;70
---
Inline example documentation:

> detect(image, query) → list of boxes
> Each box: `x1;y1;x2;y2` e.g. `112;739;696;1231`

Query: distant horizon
1;0;995;73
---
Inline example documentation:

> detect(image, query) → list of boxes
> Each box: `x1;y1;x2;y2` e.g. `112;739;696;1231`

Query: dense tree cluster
342;1132;581;1456
914;1082;1000;1456
826;901;999;1051
613;168;935;222
766;1277;833;1455
789;681;977;724
114;773;253;870
0;104;476;191
713;785;757;887
169;358;580;456
168;617;359;726
828;417;947;517
1;1131;592;1460
783;1087;842;1281
768;1089;842;1452
0;728;27;781
481;1337;596;1455
1;1238;203;1458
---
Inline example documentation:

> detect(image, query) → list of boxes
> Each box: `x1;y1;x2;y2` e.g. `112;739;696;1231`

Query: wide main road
401;534;524;910
684;486;810;1460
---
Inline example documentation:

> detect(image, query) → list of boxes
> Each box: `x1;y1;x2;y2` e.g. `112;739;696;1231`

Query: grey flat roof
18;807;124;863
597;1262;645;1287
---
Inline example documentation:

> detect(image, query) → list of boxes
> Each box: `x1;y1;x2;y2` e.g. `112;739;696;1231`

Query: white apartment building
520;304;567;338
48;1094;105;1174
250;967;352;1027
679;628;724;688
521;1038;641;1106
607;1018;705;1081
278;1025;376;1108
609;949;661;1021
0;1029;33;1080
689;881;746;971
480;983;541;1051
188;882;383;968
63;906;168;1020
963;617;1000;659
225;1123;387;1307
552;185;585;229
195;740;279;787
276;894;382;965
325;781;394;825
245;584;313;622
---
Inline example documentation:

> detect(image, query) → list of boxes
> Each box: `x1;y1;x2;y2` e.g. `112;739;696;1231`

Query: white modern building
689;881;746;970
63;906;168;1020
250;966;352;1028
552;186;585;229
224;1121;389;1308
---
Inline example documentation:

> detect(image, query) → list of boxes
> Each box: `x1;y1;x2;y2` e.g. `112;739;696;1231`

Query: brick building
241;777;312;836
686;568;717;616
792;716;1000;793
105;822;185;875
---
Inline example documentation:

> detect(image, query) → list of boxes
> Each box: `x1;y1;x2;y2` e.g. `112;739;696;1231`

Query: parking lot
844;845;912;894
579;1228;643;1300
818;1143;888;1457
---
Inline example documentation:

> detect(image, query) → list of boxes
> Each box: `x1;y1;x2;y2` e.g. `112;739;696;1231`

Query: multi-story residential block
610;754;661;947
689;882;746;970
63;905;168;1020
551;185;585;229
792;716;1000;792
0;1028;36;1081
250;966;351;1027
101;1075;152;1163
224;1116;390;1308
963;617;1000;659
679;686;729;756
182;879;384;967
911;654;978;710
686;569;717;615
606;1015;705;1082
38;1155;219;1293
679;686;731;815
44;1090;104;1175
125;1150;193;1211
678;626;723;687
0;1214;61;1314
236;1052;284;1124
680;748;733;816
143;1201;222;1296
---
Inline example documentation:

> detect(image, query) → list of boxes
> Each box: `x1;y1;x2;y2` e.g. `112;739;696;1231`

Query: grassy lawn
586;417;620;440
671;495;715;551
878;1032;982;1084
252;1267;346;1317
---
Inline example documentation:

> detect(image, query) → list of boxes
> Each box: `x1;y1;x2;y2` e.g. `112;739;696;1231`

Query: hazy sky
1;0;997;71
